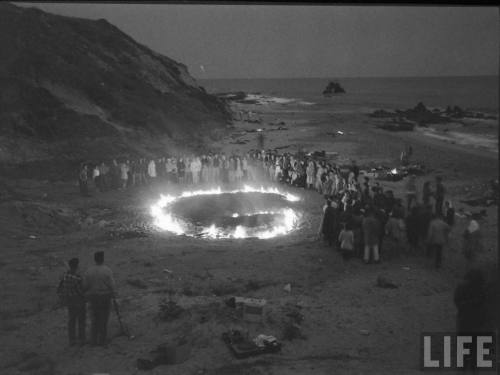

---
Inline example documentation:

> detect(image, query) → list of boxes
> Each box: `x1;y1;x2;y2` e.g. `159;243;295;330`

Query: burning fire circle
150;186;301;239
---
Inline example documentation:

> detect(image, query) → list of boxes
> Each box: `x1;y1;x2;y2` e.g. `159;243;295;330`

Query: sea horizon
197;74;498;81
200;75;499;113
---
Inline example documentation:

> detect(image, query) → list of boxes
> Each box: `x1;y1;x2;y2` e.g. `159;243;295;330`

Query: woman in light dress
306;161;315;189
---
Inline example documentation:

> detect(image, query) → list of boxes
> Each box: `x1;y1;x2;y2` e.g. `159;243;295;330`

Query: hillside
0;3;231;164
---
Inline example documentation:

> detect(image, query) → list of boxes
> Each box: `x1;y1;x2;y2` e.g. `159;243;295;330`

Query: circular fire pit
150;186;301;239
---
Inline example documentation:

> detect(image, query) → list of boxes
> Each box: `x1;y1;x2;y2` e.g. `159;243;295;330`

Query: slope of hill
0;3;231;164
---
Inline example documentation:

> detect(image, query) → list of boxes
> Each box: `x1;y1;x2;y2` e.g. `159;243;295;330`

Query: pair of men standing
58;251;115;346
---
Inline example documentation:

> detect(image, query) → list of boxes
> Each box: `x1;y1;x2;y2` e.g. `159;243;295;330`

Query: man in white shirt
83;251;115;346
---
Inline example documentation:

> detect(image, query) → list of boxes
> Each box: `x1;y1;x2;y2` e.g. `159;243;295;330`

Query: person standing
92;164;101;192
384;212;406;259
235;157;243;182
110;159;120;190
453;269;488;372
422;181;432;206
147;159;157;185
315;162;325;193
444;200;455;227
426;214;450;268
99;162;109;191
362;209;382;264
338;223;355;260
405;207;420;253
434;176;445;216
320;200;338;246
119;161;129;190
213;154;221;183
79;164;90;197
462;220;483;269
350;160;359;182
306;161;315;189
242;155;249;181
83;251;115;346
405;175;417;211
58;258;86;346
177;157;186;185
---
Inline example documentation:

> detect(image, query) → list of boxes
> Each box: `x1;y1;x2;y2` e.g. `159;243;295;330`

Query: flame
150;186;300;239
390;168;398;175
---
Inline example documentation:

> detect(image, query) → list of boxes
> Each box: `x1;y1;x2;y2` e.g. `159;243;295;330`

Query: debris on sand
376;275;399;289
137;338;192;369
156;298;185;322
282;322;305;341
222;330;281;359
225;297;267;322
281;303;305;341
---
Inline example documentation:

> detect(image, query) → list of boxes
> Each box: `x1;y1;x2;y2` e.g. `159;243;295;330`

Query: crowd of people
78;149;482;269
66;150;491;354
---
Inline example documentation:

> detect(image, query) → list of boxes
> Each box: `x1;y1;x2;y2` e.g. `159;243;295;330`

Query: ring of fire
150;186;301;239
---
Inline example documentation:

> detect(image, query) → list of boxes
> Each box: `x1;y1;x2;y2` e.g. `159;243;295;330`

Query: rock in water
323;81;346;96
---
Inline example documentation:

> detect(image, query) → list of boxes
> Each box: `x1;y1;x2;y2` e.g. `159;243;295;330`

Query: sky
17;3;499;79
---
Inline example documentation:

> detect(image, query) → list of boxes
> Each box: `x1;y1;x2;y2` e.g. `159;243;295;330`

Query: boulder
322;81;346;96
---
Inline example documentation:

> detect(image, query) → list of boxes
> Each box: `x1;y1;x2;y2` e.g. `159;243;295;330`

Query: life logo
421;332;497;371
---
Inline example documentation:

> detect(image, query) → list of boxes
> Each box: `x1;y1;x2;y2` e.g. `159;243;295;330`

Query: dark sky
17;3;499;79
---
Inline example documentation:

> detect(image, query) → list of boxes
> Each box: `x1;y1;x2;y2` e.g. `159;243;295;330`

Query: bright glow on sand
150;185;300;239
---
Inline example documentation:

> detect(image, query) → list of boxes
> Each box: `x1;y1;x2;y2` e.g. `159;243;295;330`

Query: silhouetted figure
422;181;432;206
83;251;116;346
78;164;90;197
338;223;354;260
405;207;419;252
362;209;382;264
444;200;455;226
426;214;450;268
434;176;445;216
58;258;86;346
321;200;338;246
453;269;488;371
462;220;483;270
406;175;417;211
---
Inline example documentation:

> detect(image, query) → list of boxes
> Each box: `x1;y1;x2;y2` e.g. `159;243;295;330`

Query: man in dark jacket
453;269;488;371
58;258;86;346
434;176;446;216
78;164;90;197
321;200;338;246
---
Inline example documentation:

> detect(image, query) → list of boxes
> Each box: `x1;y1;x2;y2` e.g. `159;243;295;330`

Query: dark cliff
0;3;231;163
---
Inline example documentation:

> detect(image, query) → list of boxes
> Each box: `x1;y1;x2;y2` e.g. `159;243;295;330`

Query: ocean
200;76;499;115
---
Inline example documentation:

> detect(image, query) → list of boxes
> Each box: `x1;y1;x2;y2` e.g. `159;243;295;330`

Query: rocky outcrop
0;3;231;162
322;81;345;96
394;102;449;125
369;102;497;129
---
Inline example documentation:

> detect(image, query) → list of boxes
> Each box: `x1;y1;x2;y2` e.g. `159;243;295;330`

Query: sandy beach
0;97;497;375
